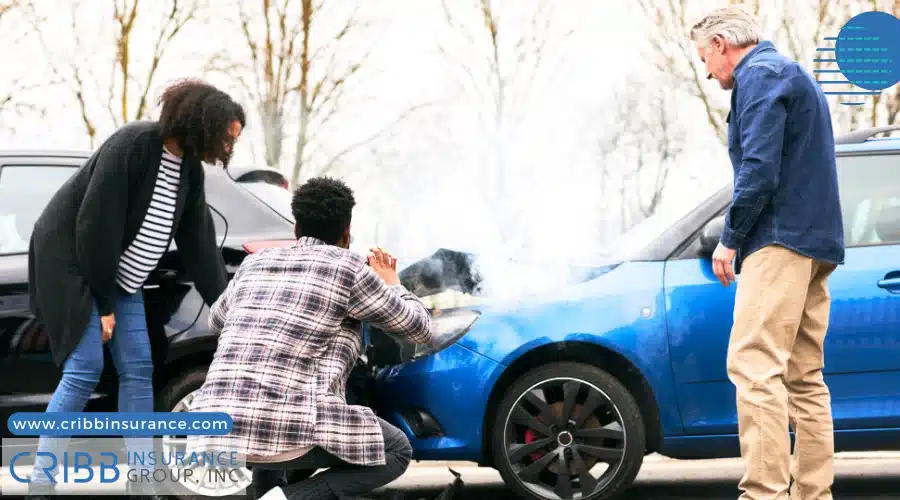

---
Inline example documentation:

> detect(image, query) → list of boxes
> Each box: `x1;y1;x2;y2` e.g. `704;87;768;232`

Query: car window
837;153;900;247
0;165;76;255
675;152;899;259
238;181;294;223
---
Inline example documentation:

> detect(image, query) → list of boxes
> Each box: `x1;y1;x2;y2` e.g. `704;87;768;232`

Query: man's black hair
291;177;356;244
158;78;246;166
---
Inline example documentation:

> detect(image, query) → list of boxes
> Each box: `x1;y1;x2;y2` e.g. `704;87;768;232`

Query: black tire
491;362;645;500
156;367;253;499
156;368;209;500
157;367;208;413
158;367;335;497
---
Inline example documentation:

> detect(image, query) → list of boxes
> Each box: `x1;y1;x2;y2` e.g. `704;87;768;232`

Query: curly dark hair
291;177;356;244
158;79;246;166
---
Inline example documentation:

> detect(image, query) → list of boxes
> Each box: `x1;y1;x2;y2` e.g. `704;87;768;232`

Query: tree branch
318;101;437;175
134;0;198;120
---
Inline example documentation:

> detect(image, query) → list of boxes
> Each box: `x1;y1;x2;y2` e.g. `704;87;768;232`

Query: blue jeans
31;290;154;486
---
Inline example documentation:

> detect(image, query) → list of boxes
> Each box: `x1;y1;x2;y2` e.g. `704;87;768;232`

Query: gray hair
690;5;762;48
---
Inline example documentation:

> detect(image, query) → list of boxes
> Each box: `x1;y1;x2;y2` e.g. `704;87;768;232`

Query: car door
141;204;228;375
665;150;900;435
0;159;232;425
824;151;900;430
0;160;80;434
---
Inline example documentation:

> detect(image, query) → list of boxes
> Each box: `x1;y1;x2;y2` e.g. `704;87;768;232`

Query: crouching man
187;177;433;500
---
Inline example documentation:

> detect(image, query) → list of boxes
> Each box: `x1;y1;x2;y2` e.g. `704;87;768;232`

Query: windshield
240;182;294;223
603;210;684;259
602;187;726;260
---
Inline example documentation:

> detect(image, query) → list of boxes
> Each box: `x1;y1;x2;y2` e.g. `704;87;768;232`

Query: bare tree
437;0;573;248
109;0;199;127
775;0;900;131
439;0;565;131
207;1;420;184
205;0;327;172
878;84;900;129
629;90;683;221
0;1;19;107
632;0;879;145
0;0;47;130
621;0;900;234
28;0;201;147
0;0;14;17
634;0;730;146
858;0;900;129
597;75;685;231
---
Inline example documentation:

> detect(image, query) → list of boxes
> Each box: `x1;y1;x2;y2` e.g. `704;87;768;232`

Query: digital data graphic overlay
815;10;900;106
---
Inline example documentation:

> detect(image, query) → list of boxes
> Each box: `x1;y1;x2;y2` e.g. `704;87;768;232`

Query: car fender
457;261;685;439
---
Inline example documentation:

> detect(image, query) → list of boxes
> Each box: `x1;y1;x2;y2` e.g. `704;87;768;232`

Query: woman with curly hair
27;79;245;498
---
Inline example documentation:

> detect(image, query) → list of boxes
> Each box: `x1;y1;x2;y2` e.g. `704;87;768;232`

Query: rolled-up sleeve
721;67;791;250
208;280;231;335
208;257;248;334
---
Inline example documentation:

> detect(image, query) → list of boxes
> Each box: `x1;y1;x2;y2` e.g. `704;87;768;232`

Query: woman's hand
368;247;400;286
101;313;115;343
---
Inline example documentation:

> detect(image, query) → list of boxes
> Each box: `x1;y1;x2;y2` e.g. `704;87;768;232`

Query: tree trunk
259;99;283;169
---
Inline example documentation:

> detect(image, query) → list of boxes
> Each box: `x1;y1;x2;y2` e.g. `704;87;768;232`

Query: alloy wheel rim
162;389;253;496
502;377;627;500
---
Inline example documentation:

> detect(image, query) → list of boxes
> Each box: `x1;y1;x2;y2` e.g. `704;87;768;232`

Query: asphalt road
386;455;900;499
2;454;898;498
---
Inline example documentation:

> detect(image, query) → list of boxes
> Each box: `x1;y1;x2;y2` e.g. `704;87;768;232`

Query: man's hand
368;247;400;286
100;313;115;343
712;242;737;287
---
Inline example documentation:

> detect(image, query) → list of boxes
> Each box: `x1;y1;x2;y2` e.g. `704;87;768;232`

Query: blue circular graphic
835;11;900;91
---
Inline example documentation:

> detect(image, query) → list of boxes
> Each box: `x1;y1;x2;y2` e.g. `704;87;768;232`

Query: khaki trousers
727;244;837;500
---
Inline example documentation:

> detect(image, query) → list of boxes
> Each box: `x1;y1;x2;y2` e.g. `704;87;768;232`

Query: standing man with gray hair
690;5;844;500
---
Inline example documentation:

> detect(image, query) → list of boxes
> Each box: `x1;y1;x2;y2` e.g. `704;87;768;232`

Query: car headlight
414;309;481;358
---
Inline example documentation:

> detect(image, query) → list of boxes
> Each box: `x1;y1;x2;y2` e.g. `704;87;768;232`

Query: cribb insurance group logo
2;412;249;497
815;10;900;106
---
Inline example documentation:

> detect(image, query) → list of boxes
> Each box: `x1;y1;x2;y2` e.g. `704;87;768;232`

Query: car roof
0;150;91;159
0;149;294;244
836;137;900;154
225;163;285;179
835;124;900;154
0;150;288;176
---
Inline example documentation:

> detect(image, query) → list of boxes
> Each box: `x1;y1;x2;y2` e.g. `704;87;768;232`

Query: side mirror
699;216;725;256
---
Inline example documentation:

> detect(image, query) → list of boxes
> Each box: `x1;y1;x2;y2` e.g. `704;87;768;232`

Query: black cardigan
28;120;228;367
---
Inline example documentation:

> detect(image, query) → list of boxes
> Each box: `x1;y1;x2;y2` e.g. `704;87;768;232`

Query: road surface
2;453;898;498
384;453;900;499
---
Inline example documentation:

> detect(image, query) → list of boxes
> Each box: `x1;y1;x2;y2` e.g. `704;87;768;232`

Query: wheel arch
479;340;663;466
153;338;215;403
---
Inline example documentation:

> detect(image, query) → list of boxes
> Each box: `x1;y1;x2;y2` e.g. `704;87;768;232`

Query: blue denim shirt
723;41;845;272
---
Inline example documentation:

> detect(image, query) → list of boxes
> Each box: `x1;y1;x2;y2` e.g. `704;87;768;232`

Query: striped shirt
115;148;181;293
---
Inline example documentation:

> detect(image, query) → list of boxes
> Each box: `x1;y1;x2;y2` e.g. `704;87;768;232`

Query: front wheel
491;362;646;500
158;368;254;499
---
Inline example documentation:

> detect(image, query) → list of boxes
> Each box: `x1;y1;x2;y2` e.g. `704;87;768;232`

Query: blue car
370;125;900;500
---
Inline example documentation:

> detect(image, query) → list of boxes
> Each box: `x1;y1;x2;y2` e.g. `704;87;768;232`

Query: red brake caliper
524;429;547;461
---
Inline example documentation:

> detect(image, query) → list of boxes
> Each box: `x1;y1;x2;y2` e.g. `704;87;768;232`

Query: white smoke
352;106;620;303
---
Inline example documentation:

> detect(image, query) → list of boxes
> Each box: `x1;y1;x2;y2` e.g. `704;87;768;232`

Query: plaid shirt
186;237;433;466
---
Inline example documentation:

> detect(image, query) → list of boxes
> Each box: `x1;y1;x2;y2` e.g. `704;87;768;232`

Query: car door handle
0;295;29;312
877;277;900;292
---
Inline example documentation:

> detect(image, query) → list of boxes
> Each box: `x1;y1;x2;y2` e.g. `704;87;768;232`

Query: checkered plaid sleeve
348;263;433;345
208;257;247;334
208;285;230;335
